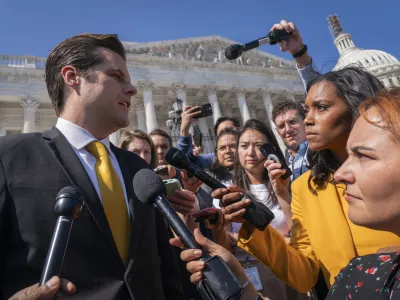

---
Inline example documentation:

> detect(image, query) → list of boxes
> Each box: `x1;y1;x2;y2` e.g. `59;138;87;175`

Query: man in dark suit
0;33;185;299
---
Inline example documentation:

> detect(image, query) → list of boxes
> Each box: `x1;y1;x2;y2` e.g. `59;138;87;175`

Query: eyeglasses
276;118;302;133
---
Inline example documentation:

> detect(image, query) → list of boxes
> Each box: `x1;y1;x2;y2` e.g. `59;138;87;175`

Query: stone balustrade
0;55;46;69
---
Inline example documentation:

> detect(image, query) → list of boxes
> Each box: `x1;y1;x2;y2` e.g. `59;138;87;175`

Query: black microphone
225;29;292;60
133;168;202;251
39;186;84;286
133;169;244;300
165;148;275;231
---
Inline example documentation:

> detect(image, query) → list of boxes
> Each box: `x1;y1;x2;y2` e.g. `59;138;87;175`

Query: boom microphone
133;169;244;300
225;29;292;60
39;186;84;286
165;148;274;231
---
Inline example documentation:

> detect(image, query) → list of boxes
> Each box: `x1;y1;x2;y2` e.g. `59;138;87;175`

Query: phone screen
193;125;203;147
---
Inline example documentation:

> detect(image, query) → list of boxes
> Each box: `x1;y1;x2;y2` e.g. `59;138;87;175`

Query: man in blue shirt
272;99;308;181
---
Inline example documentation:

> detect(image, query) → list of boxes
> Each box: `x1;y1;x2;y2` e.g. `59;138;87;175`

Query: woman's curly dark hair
306;66;384;194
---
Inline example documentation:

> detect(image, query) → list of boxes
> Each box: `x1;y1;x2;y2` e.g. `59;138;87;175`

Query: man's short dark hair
271;99;306;124
149;129;173;148
45;33;126;116
213;117;241;135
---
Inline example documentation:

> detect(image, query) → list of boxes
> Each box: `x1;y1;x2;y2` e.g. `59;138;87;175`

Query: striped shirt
288;141;309;181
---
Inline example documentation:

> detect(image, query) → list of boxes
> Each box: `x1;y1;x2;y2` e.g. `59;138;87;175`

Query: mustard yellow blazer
238;170;400;293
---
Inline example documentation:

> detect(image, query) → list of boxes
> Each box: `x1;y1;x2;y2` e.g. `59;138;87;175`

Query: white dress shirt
56;118;129;211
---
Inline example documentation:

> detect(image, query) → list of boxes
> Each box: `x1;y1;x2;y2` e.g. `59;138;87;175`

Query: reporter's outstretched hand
10;276;76;300
211;186;251;223
170;229;245;284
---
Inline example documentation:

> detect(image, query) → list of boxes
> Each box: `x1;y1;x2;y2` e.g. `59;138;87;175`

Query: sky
1;0;399;72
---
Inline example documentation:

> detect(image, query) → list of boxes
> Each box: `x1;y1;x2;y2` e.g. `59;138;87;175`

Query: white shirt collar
55;118;114;157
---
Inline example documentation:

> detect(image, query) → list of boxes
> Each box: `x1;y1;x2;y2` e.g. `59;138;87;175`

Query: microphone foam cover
165;147;189;170
225;44;243;60
133;169;166;205
56;186;84;204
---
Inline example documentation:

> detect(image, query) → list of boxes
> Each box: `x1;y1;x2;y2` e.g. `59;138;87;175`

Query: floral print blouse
327;252;400;299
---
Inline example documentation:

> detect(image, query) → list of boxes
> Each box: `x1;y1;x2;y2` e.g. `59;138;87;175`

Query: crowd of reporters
2;19;400;300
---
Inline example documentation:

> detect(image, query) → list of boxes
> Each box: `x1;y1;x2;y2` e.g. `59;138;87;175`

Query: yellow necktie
86;141;130;263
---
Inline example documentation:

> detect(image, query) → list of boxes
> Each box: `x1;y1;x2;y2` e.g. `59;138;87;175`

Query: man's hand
271;20;311;68
180;106;201;137
211;186;251;223
181;170;203;194
170;229;246;284
10;276;76;300
271;20;303;54
264;159;290;199
167;189;200;216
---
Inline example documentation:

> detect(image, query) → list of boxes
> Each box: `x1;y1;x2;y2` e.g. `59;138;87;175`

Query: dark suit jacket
0;127;185;300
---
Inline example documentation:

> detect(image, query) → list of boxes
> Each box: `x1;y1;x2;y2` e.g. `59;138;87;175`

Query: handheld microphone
165;148;274;231
225;29;292;60
39;186;84;286
133;169;244;300
133;168;201;251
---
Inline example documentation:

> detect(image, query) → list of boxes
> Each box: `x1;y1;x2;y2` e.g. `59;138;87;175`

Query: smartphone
192;207;219;223
154;165;169;177
193;124;203;147
259;143;292;180
193;103;213;119
163;178;183;196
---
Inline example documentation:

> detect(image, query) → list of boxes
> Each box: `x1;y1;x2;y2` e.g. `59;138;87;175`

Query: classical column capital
203;83;218;96
21;95;39;110
172;82;187;93
259;87;273;97
138;79;154;91
232;85;246;97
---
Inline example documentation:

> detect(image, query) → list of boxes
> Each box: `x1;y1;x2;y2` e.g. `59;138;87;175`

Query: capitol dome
328;15;400;88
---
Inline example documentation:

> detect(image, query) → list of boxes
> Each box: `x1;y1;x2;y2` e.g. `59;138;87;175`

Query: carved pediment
123;36;296;71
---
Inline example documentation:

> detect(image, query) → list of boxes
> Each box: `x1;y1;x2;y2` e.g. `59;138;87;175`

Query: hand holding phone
193;104;213;119
192;208;219;223
163;178;183;195
259;143;292;180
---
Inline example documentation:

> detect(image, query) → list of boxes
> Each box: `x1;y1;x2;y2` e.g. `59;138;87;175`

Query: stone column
133;100;147;132
260;88;286;152
172;82;187;108
21;95;39;133
203;84;222;123
138;80;158;133
260;88;274;127
233;86;251;123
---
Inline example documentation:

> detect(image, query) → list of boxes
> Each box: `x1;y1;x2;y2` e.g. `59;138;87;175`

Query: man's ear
61;66;81;89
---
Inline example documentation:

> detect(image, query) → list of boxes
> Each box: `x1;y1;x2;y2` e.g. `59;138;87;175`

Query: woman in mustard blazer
215;67;400;294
